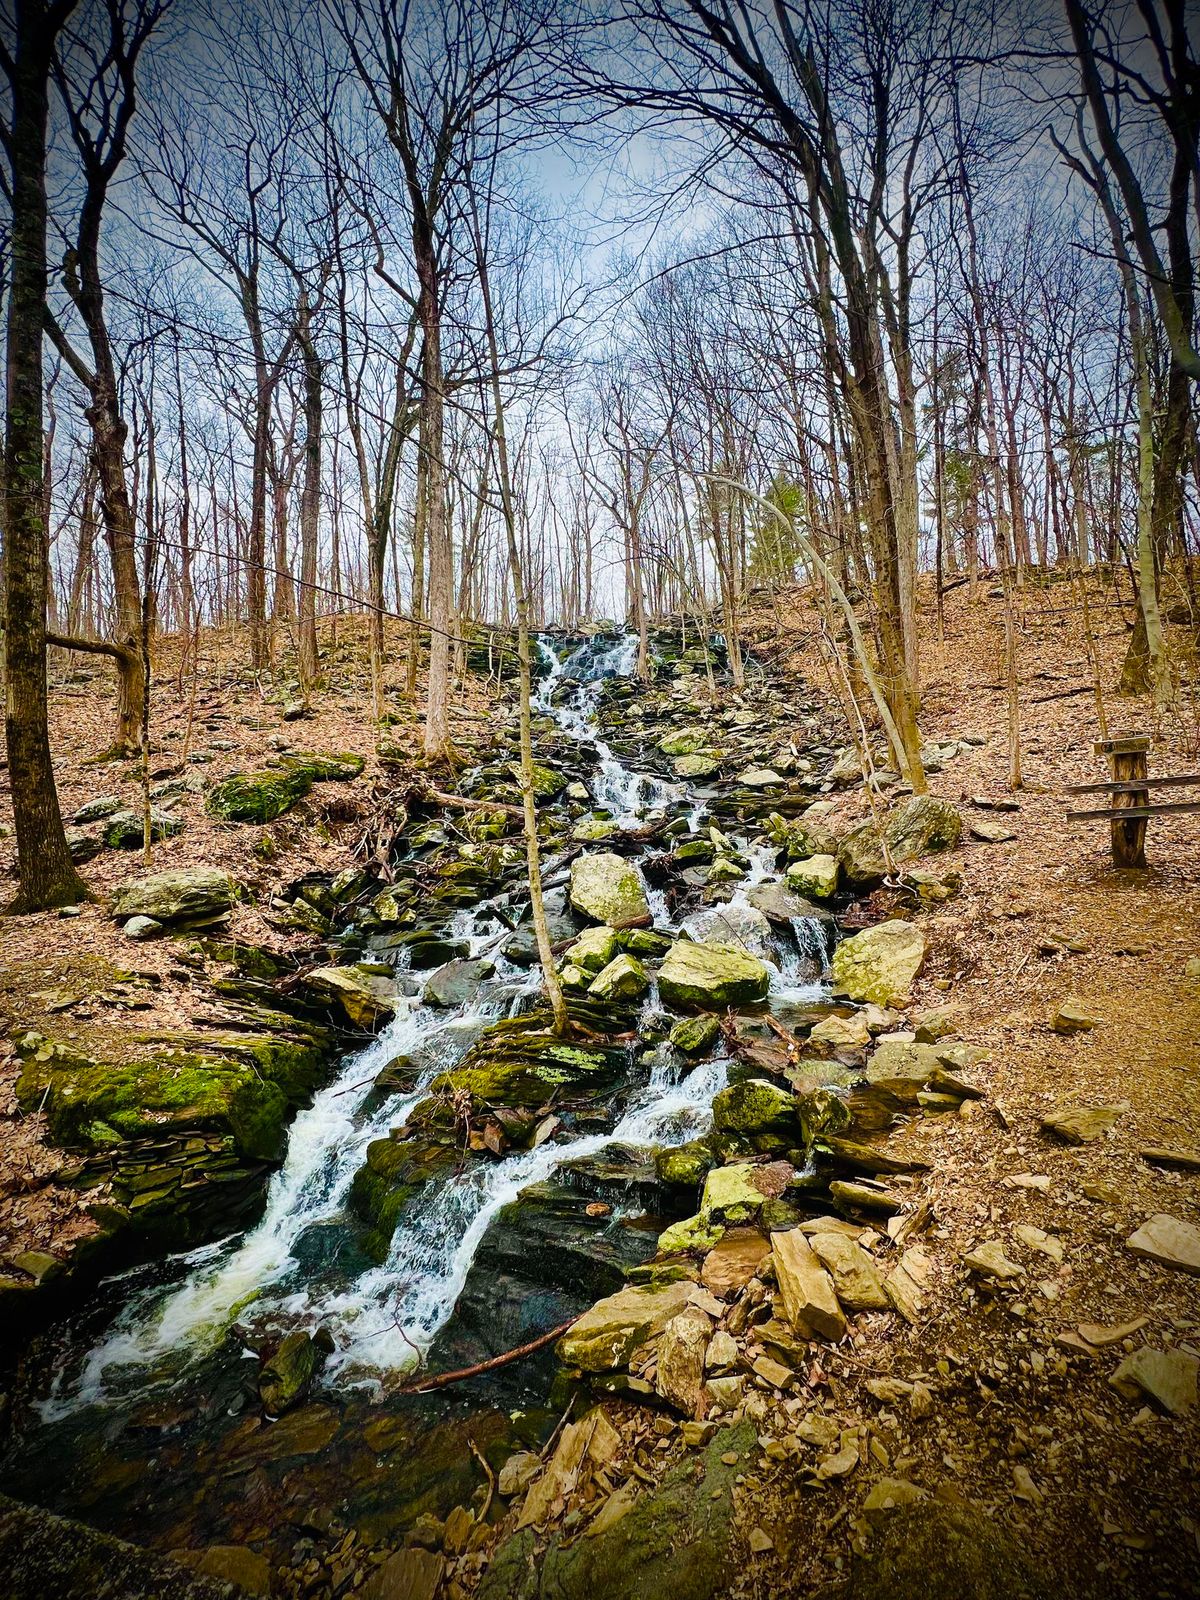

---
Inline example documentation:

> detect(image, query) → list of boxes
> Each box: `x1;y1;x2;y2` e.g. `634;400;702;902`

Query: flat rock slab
1040;1104;1123;1144
1139;1146;1200;1172
771;1227;847;1341
1110;1347;1198;1415
700;1228;771;1299
1126;1213;1200;1276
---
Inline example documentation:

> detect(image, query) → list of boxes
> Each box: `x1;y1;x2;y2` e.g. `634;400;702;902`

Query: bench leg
1110;751;1148;868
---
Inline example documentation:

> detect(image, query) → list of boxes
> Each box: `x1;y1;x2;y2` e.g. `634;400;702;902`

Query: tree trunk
418;261;453;758
297;297;322;693
3;0;87;911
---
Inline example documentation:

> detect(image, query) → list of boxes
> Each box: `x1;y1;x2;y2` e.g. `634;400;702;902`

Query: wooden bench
1066;735;1200;867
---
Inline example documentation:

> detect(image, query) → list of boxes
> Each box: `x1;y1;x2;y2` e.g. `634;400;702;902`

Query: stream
1;631;836;1561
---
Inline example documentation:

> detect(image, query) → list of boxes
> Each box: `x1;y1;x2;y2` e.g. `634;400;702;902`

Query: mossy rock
282;752;365;782
569;851;650;926
15;1031;324;1162
655;1138;715;1188
658;940;769;1011
839;795;963;886
113;868;234;926
208;752;363;824
669;1013;721;1056
349;1133;459;1261
711;1078;796;1137
103;809;184;848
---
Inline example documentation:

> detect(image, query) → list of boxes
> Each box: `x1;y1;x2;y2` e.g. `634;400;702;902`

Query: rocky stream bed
0;627;1022;1598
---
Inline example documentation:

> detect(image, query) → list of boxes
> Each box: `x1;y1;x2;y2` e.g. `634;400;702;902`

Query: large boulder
682;902;773;958
831;920;926;1005
657;728;709;757
103;809;183;848
112;867;234;926
305;964;398;1028
839;795;962;886
424;957;494;1008
569;852;650;926
658;940;769;1011
588;953;650;1002
207;752;363;824
785;854;840;899
711;1078;796;1136
557;1279;697;1372
258;1330;320;1415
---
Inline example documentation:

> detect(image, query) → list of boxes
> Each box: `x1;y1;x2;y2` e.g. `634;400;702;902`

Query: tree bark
3;0;88;911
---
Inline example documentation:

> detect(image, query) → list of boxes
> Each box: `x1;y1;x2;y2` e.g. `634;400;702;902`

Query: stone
807;1231;889;1311
573;816;617;842
568;926;620;973
862;1478;928;1524
683;902;773;957
913;1005;963;1043
864;1040;941;1103
739;767;783;789
771;1228;847;1342
831;921;926;1006
1040;1104;1123;1144
189;1546;272;1595
658;941;769;1011
259;1330;319;1415
112;868;234;926
589;953;650;1002
700;1228;770;1299
670;1014;721;1057
808;1012;870;1051
103;808;184;848
706;1375;744;1411
424;956;494;1008
306;965;397;1028
747;1527;774;1554
1126;1213;1200;1276
700;1161;792;1225
499;1452;542;1496
73;795;122;824
711;1078;795;1137
785;854;839;899
360;1548;444;1600
1109;1347;1198;1414
705;1330;739;1372
969;820;1015;843
829;1180;902;1216
674;753;720;778
963;1240;1024;1281
745;881;824;928
1139;1145;1200;1172
658;728;709;756
656;1140;715;1188
838;796;963;886
569;852;650;926
752;1354;794;1390
657;1213;724;1256
1050;997;1102;1034
122;916;164;942
655;1307;713;1415
557;1280;697;1372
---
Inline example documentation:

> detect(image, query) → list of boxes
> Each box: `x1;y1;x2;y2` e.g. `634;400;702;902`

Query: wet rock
1109;1347;1198;1414
589;952;650;1002
838;795;963;886
557;1280;698;1372
711;1078;795;1137
424;956;494;1008
569;851;650;926
785;854;839;899
658;941;769;1010
771;1227;847;1341
656;1139;715;1188
306;965;398;1028
746;880;827;928
831;921;926;1006
259;1330;320;1415
567;925;619;972
573;816;617;841
669;1013;721;1057
112;867;235;926
1040;1104;1123;1144
1126;1213;1200;1275
683;902;773;957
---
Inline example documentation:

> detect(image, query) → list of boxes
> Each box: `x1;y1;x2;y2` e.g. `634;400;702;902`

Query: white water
47;630;830;1411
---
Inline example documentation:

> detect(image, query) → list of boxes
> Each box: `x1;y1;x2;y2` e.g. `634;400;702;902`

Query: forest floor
1;576;1198;1599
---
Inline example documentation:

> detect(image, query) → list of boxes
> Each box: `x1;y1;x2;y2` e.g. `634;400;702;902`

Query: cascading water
37;629;831;1417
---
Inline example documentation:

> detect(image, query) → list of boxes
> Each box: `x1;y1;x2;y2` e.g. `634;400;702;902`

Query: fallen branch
47;629;137;664
393;1315;580;1396
423;787;523;819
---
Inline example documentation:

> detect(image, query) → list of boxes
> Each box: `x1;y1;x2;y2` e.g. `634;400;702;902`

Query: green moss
349;1135;459;1261
208;769;312;824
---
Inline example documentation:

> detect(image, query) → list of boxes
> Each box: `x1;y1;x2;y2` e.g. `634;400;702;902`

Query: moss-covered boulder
839;795;962;885
673;753;720;779
785;854;840;899
569;851;650;926
588;953;649;1002
831;920;926;1006
657;728;708;757
349;1133;460;1261
207;752;363;824
112;868;234;926
669;1013;721;1056
711;1078;796;1137
556;1279;697;1372
103;809;183;848
15;1030;325;1162
655;1138;715;1188
566;926;619;973
658;940;769;1011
